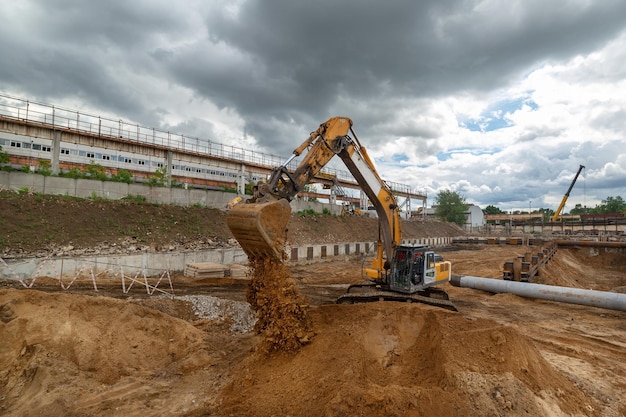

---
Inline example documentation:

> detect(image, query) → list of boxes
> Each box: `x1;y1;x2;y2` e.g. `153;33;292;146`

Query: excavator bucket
226;198;292;261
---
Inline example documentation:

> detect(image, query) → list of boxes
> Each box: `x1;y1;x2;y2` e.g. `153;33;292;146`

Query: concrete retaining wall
0;171;340;214
1;237;456;280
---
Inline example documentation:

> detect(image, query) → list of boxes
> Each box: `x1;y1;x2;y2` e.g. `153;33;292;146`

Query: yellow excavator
227;117;455;310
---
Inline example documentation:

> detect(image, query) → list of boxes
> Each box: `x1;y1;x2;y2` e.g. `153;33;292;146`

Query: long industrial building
0;93;426;212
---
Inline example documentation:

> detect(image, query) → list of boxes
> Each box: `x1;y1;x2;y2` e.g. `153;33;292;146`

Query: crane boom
552;164;585;222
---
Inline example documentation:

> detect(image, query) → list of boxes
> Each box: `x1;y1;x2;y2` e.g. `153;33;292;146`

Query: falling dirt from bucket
246;255;313;352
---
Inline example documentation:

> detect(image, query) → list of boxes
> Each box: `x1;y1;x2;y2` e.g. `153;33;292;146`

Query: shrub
112;169;132;184
37;159;52;176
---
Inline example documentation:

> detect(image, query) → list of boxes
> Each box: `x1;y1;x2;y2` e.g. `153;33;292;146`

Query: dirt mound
0;288;215;417
0;191;233;258
0;190;465;258
287;215;464;246
540;248;626;290
215;303;597;417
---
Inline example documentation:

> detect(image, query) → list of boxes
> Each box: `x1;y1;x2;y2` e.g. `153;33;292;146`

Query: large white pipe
450;275;626;312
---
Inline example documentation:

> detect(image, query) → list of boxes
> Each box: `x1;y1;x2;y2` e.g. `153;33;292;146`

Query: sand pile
215;302;599;417
0;288;214;417
246;255;313;352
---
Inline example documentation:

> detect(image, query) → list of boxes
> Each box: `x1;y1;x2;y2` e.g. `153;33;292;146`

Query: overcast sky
1;0;625;212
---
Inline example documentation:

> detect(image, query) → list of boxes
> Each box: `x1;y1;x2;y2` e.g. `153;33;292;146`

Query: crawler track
336;286;458;311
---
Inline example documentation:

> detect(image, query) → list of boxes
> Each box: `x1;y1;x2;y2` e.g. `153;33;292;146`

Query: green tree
602;196;625;214
542;208;555;221
569;203;586;215
484;205;505;215
434;190;468;227
587;196;625;214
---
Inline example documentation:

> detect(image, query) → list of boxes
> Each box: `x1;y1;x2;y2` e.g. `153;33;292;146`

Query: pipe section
450;275;626;312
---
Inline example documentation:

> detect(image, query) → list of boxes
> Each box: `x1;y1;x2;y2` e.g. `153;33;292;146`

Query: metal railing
0;92;426;197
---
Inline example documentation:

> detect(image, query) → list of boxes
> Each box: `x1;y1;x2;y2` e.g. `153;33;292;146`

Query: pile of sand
215;302;598;417
0;288;214;417
1;277;604;416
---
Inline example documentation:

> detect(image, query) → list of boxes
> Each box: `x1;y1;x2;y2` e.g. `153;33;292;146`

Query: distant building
411;204;485;229
464;204;485;228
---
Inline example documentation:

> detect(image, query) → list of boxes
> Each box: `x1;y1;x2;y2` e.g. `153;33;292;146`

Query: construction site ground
1;192;625;416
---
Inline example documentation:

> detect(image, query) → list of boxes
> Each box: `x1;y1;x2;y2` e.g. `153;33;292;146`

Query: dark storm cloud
149;0;626;152
0;0;186;123
1;0;625;209
3;0;626;150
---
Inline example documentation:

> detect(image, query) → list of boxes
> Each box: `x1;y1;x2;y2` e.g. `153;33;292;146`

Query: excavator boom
227;117;354;261
228;116;400;270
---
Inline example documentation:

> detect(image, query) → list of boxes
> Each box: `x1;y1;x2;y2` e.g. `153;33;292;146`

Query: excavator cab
388;246;445;294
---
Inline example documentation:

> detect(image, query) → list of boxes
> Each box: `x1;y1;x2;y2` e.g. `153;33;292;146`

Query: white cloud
0;0;624;212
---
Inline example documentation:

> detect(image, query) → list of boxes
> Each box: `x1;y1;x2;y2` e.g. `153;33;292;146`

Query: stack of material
184;262;250;279
229;264;249;278
184;262;228;279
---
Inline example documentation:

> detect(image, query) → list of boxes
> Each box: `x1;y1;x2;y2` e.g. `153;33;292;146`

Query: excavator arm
227;117;401;281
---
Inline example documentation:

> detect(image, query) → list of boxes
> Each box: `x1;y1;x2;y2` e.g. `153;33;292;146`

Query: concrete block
9;171;45;193
76;179;104;198
103;182;130;200
128;183;150;198
189;189;208;206
148;187;171;204
170;188;188;206
221;248;247;264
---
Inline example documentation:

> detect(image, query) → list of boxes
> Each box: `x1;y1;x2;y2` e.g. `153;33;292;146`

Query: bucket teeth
226;198;291;261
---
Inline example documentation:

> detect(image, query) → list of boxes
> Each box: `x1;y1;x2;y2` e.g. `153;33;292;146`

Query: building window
32;144;42;151
42;146;51;152
61;149;70;155
87;152;95;158
138;160;145;165
102;154;110;160
10;141;22;148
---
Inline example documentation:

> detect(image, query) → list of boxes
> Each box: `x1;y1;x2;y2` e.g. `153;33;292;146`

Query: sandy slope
1;245;624;416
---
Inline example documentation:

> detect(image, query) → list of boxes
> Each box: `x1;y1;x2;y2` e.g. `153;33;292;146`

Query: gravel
175;294;257;333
